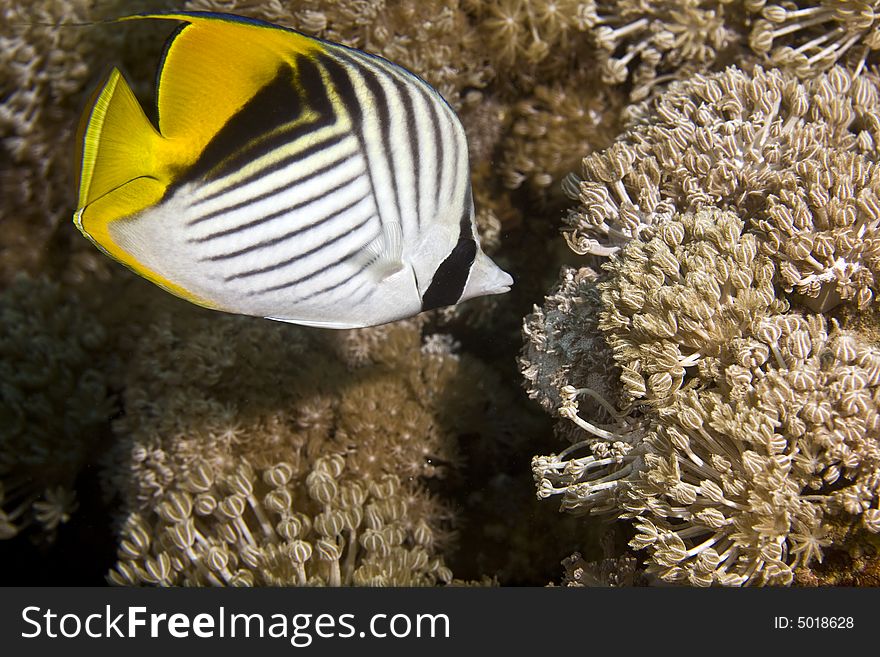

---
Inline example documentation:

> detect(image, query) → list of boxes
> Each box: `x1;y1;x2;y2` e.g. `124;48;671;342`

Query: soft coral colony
523;60;880;583
525;209;880;585
3;0;880;587
104;311;493;585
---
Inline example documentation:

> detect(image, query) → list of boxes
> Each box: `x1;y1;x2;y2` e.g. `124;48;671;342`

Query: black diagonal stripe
272;257;372;302
189;168;363;243
226;214;373;281
177;64;301;186
203;192;369;262
420;238;476;311
318;52;363;137
174;54;338;198
422;87;444;214
222;59;335;185
187;135;353;226
358;66;401;227
320;50;398;228
191;132;348;209
207;55;335;183
254;239;376;296
388;72;420;230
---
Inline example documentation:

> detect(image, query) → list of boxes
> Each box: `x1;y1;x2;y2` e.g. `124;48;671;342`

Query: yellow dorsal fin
122;12;321;168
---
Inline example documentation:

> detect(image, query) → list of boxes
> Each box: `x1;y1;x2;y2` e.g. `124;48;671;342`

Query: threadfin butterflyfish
73;11;512;328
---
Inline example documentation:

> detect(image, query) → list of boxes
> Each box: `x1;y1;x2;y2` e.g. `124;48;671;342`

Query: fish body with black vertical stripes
73;11;512;328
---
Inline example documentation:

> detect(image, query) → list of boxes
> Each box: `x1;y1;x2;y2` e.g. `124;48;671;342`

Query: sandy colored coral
796;522;880;585
521;266;620;417
110;456;451;586
748;1;880;76
565;65;880;310
621;313;880;585
464;1;743;209
526;207;880;585
498;74;624;196
470;0;737;99
523;265;646;521
598;208;787;403
0;275;112;540
560;538;644;586
103;304;506;585
468;0;597;83
588;0;739;101
0;0;96;282
531;308;880;584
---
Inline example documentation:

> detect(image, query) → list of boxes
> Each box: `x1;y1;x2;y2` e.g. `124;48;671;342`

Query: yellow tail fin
74;68;166;236
75;67;164;210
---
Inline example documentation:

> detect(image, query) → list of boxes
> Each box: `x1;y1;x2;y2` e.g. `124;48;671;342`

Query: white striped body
75;13;512;328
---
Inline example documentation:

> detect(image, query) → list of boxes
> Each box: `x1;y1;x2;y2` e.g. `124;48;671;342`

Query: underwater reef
104;310;493;585
2;0;880;586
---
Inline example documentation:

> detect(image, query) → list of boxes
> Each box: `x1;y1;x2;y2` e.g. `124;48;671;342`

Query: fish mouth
490;267;514;294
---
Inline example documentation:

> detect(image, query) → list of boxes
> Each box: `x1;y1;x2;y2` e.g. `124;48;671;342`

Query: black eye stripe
420;237;476;311
421;185;476;311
